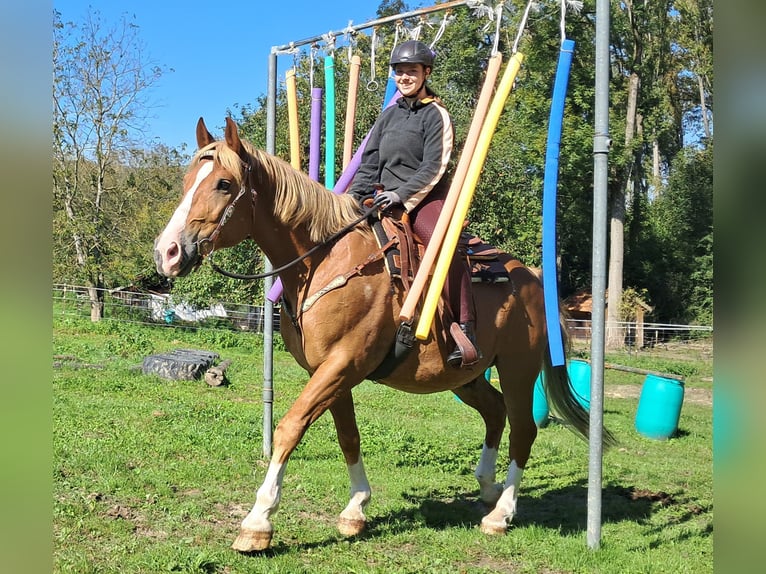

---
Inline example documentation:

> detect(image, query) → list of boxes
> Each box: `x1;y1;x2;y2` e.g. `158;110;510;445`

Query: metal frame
257;0;612;550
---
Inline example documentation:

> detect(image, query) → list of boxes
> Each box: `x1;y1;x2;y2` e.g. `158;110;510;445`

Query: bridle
194;153;378;281
194;151;252;254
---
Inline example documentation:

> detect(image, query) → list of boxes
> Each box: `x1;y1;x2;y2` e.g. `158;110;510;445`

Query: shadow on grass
237;482;711;556
514;481;668;533
359;481;712;539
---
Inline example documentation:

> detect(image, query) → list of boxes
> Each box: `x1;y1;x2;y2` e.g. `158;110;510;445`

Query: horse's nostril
167;242;179;260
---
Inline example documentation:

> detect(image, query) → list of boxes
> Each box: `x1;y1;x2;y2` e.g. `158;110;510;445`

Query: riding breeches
410;190;474;325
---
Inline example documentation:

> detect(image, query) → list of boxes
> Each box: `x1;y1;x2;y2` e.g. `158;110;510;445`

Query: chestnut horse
154;117;613;552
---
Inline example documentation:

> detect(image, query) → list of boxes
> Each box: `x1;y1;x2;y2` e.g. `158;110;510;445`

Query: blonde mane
192;140;368;243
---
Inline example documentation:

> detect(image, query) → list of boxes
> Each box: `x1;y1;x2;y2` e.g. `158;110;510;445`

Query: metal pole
588;0;611;550
262;51;277;459
270;0;474;54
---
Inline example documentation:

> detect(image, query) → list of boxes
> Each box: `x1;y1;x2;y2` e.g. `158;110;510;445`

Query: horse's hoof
338;516;366;537
231;527;273;552
480;517;507;536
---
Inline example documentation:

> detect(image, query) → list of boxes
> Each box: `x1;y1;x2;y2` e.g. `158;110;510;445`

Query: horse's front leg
330;391;371;537
232;359;356;552
231;456;286;552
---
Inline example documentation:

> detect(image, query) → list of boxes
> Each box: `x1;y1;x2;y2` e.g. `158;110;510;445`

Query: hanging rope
367;26;379;91
491;2;504;56
409;16;425;41
469;0;496;21
343;21;357;62
561;1;583;44
309;42;319;89
274;42;299;59
429;9;451;49
511;0;537;55
322;31;336;55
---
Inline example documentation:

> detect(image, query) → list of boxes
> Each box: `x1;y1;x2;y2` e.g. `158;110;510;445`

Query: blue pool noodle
542;39;575;366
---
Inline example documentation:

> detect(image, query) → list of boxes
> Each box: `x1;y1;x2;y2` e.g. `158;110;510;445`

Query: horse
153;117;614;552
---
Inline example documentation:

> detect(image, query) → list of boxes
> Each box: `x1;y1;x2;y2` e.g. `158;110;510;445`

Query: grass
53;314;713;573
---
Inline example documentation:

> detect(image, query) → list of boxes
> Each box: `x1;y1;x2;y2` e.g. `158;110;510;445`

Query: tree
599;0;714;344
646;145;713;323
53;8;168;320
671;0;714;143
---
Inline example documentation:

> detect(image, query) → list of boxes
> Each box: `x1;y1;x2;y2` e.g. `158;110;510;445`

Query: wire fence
53;284;713;350
566;318;713;349
53;284;281;333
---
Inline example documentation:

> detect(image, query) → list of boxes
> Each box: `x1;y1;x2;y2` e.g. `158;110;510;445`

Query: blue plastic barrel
532;374;549;428
635;374;685;440
567;359;591;411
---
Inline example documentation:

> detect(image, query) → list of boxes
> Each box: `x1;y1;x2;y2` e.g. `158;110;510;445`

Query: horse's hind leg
480;358;539;535
329;390;371;537
452;374;507;506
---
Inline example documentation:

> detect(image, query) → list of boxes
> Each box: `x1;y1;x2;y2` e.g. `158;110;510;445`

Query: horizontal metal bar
271;0;478;54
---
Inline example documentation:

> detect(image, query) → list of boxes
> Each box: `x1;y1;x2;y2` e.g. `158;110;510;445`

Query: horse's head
154;117;254;277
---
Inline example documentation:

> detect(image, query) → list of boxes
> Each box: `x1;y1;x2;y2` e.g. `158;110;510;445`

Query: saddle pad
459;232;502;261
470;260;510;283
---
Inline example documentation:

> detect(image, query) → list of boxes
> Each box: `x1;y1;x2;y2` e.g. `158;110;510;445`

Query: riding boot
447;322;482;368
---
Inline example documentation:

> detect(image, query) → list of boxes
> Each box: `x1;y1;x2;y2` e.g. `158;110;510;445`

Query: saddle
370;211;511;286
364;209;509;380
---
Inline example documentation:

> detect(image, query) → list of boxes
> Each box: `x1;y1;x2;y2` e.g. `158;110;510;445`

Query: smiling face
393;63;430;98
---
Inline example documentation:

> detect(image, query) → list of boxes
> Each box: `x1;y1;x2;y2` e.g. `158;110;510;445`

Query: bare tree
53;8;167;320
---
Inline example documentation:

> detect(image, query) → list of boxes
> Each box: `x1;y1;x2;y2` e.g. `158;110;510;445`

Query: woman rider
347;40;480;367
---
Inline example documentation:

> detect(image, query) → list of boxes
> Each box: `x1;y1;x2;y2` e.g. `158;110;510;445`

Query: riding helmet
389;40;435;68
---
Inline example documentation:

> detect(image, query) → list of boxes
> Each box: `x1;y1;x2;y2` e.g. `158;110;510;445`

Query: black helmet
390;40;434;68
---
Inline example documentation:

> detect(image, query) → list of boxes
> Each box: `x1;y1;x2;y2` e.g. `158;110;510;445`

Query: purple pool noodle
267;91;400;303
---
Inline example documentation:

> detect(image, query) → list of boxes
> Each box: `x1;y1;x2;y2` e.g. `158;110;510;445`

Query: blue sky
54;0;388;152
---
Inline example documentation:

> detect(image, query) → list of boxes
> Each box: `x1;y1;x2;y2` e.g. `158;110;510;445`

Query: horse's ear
196;117;215;149
224;117;249;163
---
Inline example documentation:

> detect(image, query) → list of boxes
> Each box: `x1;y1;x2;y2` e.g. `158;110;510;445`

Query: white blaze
155;161;214;258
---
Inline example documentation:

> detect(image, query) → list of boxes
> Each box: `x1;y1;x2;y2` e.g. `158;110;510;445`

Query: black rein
207;204;378;281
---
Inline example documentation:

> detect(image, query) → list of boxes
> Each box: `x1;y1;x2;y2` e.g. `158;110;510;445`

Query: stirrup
447;322;481;368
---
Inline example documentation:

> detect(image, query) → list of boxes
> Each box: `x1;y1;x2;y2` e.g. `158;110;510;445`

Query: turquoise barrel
532;373;549;428
635;374;685;440
567;359;591;411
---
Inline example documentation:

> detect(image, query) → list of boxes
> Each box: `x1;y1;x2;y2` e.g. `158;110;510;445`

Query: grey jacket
348;95;454;212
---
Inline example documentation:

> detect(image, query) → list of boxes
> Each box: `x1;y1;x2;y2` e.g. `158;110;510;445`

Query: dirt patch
606;384;712;407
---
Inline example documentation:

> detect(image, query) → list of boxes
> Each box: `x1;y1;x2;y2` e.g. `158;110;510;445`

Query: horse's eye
218;180;232;192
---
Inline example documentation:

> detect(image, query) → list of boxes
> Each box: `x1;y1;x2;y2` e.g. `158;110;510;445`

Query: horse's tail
542;317;618;448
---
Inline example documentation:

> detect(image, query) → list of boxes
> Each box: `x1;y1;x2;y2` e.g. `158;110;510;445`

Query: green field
53;314;713;573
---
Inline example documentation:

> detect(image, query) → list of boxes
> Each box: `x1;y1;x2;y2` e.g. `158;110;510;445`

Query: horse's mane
192;139;368;243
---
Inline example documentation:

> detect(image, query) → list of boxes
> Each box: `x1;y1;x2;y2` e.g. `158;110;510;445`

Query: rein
205;185;379;281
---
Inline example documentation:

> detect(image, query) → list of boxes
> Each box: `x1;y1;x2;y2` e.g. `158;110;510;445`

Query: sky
54;0;390;152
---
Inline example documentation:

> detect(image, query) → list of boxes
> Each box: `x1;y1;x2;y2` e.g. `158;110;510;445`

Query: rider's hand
372;191;402;209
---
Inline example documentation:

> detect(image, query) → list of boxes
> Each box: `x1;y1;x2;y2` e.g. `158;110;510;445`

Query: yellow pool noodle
415;52;524;341
399;53;502;323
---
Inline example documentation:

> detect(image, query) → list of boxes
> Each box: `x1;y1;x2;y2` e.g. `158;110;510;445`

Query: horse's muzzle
153;236;200;277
